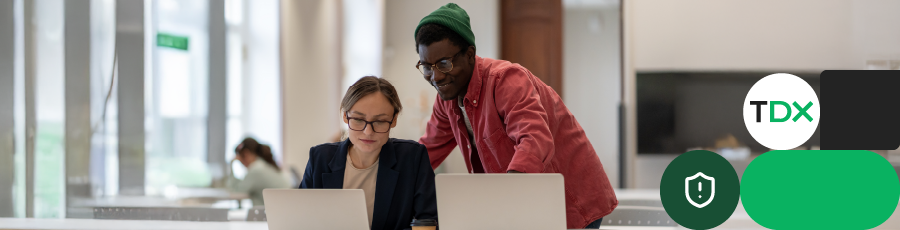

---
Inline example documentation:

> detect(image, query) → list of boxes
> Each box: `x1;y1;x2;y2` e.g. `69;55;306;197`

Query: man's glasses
416;51;464;77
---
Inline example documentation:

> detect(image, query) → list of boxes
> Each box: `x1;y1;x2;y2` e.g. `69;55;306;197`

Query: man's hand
507;170;524;173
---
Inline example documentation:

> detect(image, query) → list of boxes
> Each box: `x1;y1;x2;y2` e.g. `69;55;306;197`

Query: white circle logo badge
743;73;820;150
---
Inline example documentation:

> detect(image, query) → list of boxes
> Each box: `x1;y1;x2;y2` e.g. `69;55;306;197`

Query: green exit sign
157;33;189;50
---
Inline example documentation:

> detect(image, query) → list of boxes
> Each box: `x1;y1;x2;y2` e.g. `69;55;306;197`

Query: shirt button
473;100;477;104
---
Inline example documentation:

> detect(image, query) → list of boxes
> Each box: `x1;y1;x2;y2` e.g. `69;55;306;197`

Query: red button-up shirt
419;56;618;228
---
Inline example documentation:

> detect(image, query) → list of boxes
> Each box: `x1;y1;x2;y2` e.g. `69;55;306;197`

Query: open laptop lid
263;189;368;230
435;173;567;230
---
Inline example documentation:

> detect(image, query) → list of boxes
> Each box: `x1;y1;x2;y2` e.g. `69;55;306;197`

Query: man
415;3;618;229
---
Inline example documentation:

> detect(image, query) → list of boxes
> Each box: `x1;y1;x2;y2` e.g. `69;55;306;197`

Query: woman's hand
231;157;243;169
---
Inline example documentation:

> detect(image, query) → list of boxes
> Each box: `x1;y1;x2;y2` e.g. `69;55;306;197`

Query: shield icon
685;172;715;208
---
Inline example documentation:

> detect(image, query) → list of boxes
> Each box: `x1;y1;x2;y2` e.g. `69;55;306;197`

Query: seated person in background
229;137;291;206
301;76;438;230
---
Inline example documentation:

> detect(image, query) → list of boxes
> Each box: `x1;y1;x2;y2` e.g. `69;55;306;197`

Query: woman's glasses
346;113;393;133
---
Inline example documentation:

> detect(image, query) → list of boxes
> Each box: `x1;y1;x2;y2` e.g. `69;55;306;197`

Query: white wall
563;3;621;187
243;0;282;163
382;0;498;174
631;0;900;71
342;0;384;92
281;0;342;177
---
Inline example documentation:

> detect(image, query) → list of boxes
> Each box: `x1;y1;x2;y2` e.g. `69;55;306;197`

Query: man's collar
461;55;483;107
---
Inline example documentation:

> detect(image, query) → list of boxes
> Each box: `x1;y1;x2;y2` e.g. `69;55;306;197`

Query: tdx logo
743;74;820;150
748;101;814;123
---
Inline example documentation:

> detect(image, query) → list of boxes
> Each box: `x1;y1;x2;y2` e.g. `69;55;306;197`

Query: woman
229;137;291;206
300;76;438;230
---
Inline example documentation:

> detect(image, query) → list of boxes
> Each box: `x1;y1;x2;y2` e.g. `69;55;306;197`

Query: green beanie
414;3;476;48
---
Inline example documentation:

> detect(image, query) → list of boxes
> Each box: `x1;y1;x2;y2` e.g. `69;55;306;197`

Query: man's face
417;39;474;101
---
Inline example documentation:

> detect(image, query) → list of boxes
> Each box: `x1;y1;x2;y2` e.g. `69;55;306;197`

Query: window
225;0;282;179
12;0;25;218
89;0;118;197
32;0;66;218
145;0;212;194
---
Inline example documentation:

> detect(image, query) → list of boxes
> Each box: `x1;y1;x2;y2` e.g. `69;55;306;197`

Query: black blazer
300;138;438;230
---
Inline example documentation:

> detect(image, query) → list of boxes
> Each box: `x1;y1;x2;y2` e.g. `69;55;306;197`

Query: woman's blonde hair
341;76;403;116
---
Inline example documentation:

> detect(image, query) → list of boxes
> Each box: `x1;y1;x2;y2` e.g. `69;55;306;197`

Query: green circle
660;150;740;230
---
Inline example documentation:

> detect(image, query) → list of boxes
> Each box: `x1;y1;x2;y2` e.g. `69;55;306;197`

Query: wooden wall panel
500;0;563;96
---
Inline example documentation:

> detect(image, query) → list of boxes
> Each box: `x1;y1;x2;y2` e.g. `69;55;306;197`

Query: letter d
770;101;791;122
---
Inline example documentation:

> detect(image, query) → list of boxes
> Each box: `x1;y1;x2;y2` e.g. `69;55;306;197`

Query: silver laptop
435;173;567;230
263;189;369;230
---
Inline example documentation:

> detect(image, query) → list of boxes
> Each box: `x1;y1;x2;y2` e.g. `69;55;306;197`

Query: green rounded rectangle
157;33;189;51
741;150;900;229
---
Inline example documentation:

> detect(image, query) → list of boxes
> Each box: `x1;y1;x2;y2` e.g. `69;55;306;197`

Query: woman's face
236;149;255;167
344;92;397;154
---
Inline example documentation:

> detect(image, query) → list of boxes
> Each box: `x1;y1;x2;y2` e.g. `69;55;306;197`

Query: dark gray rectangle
92;207;229;222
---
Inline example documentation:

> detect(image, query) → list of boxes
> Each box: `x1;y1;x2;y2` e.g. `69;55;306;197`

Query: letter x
792;101;813;122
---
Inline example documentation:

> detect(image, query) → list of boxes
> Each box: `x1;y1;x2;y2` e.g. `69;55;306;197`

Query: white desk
0;218;267;230
0;218;681;230
8;189;898;230
598;227;678;230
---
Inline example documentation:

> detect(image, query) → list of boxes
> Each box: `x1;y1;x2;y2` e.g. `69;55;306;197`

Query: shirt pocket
481;127;515;172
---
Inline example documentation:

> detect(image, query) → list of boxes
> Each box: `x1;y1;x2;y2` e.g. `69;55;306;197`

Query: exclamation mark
698;182;702;198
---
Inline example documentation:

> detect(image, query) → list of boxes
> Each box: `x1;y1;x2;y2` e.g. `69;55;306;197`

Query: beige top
343;155;379;228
